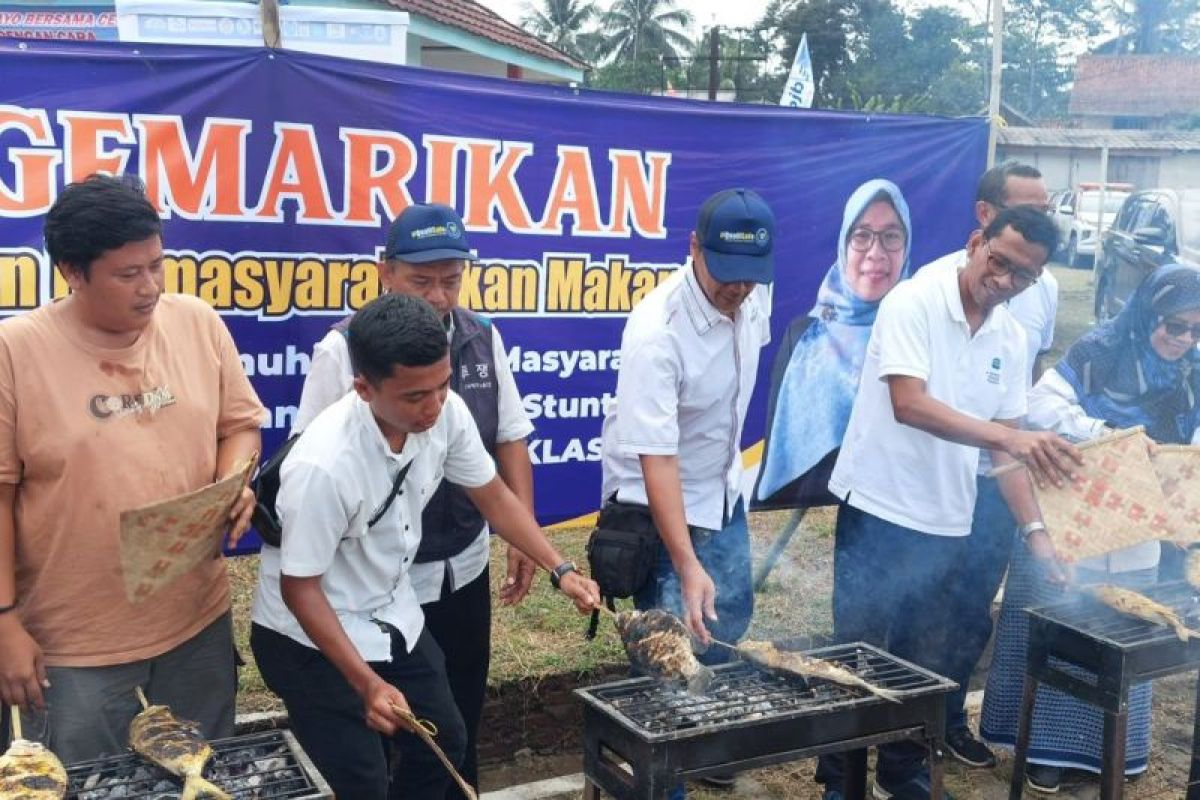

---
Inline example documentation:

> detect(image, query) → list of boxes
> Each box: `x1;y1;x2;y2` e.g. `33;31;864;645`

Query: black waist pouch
585;497;659;638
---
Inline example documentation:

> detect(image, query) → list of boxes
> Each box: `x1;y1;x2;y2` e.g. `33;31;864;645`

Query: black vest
333;308;500;560
418;308;499;562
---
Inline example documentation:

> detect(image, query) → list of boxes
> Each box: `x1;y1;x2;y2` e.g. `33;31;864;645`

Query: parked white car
1051;183;1133;266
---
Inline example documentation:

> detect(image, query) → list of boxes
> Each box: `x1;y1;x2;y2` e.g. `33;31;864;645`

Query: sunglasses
1160;319;1200;340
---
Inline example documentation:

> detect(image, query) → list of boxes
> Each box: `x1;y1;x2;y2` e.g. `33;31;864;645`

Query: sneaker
872;771;956;800
1026;764;1062;794
698;772;736;790
944;727;996;768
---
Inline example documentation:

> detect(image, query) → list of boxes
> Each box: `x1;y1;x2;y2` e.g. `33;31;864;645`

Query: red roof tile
382;0;587;72
1070;55;1200;117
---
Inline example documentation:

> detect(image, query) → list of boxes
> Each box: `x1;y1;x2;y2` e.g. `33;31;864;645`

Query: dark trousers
943;476;1016;731
816;502;967;788
251;623;466;800
420;563;491;792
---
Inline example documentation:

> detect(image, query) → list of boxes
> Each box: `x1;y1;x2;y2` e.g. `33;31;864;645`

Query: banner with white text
0;39;988;543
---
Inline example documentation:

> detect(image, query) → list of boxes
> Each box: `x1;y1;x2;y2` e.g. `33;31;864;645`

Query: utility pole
708;26;720;101
986;0;1003;166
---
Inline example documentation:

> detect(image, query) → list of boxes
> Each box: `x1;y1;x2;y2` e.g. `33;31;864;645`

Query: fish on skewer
735;640;903;704
1090;584;1200;641
613;608;714;694
129;688;231;800
0;707;66;800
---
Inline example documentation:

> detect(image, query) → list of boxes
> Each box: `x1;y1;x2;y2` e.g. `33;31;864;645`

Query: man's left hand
499;545;537;606
226;486;256;549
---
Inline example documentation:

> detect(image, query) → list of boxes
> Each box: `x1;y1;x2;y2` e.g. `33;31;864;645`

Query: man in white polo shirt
924;162;1057;768
813;206;1080;800
250;294;599;800
602;187;773;650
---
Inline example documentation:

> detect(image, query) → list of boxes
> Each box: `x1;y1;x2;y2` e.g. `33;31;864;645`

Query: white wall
999;146;1200;192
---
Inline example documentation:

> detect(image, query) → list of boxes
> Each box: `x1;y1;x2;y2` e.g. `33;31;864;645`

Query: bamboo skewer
985;425;1144;478
389;703;477;800
135;686;150;710
10;705;21;741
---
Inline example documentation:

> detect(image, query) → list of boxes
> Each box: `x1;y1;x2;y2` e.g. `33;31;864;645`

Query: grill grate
65;729;331;800
1031;580;1200;649
582;642;952;738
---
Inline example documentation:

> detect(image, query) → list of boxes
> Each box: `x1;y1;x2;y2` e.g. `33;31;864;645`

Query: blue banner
0;39;988;541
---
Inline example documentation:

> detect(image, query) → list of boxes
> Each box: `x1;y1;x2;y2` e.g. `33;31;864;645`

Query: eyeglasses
983;241;1040;290
1160;319;1200;340
848;227;906;253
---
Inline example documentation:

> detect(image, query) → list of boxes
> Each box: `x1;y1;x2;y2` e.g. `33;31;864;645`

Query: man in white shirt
601;188;773;650
924;162;1060;768
814;206;1080;800
291;203;534;789
250;294;599;800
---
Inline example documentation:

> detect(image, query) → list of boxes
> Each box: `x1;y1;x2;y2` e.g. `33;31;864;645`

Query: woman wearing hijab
981;263;1200;793
756;179;912;507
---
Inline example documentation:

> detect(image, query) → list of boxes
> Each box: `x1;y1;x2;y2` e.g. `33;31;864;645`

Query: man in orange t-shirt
0;174;266;763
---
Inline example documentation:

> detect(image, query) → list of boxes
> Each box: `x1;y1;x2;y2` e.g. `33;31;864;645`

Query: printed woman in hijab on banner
981;263;1200;793
754;179;912;509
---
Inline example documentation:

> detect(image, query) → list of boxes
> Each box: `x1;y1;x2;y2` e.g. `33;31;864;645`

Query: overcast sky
482;0;990;36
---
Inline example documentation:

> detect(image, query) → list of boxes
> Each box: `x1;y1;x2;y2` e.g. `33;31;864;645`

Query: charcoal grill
65;728;331;799
1010;579;1200;800
576;640;956;800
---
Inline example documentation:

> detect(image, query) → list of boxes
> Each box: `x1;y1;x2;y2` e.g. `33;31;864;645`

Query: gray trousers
9;612;237;764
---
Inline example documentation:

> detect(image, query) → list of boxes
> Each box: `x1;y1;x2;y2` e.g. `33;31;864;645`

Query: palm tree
597;0;694;64
520;0;598;61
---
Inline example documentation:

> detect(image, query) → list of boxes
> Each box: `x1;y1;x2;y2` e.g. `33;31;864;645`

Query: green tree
1002;0;1101;119
596;0;694;63
520;0;598;62
1104;0;1200;53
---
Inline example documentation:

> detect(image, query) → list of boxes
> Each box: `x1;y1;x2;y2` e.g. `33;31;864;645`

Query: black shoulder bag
252;437;412;547
584;495;660;638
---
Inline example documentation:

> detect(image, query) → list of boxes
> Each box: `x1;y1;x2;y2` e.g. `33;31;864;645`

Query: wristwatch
549;561;578;590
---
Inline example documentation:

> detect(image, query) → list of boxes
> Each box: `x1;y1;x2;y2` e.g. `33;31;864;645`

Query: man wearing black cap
601;187;774;661
291;203;536;790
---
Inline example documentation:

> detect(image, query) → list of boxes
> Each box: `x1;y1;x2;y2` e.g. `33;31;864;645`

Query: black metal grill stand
576;642;956;800
1009;581;1200;800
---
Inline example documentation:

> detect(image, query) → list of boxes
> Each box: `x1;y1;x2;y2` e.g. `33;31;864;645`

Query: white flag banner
779;33;814;108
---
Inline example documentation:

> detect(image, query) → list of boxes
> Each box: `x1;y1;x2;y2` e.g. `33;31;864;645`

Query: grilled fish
1186;548;1200;591
129;702;231;800
737;640;903;704
0;738;66;799
614;608;714;694
1090;584;1200;641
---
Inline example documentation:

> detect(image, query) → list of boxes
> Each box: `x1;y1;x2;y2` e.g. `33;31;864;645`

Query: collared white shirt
600;264;771;531
290;319;532;603
828;256;1029;536
926;249;1058;475
251;391;497;661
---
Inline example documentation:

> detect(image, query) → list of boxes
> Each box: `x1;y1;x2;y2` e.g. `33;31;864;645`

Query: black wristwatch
549;561;578;590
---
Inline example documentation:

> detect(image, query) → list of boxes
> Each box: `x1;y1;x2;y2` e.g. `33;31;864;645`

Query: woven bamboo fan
119;456;256;604
994;427;1175;562
1151;445;1200;543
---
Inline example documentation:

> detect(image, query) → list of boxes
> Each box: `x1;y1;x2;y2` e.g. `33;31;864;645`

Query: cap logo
411;223;458;241
756;228;769;245
719;230;757;243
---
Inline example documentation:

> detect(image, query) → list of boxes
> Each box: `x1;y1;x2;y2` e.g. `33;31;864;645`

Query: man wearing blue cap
291;202;537;791
601;186;774;667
